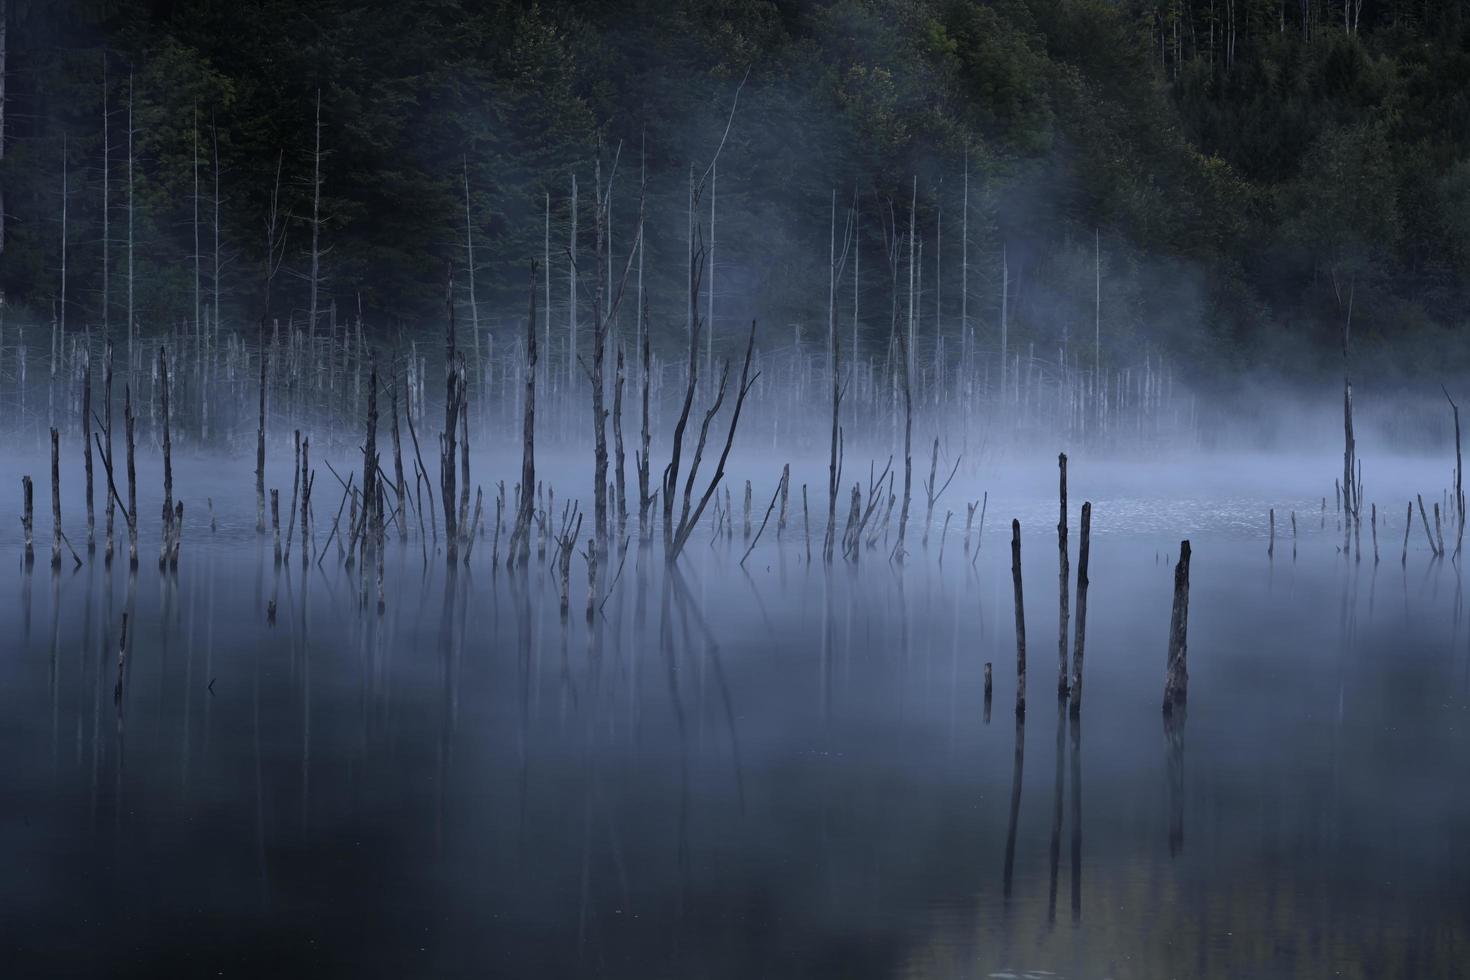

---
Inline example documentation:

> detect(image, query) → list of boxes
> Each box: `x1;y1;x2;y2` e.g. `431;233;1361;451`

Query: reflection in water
1166;705;1187;858
1003;710;1025;901
2;520;1469;977
1070;711;1082;926
1048;697;1064;925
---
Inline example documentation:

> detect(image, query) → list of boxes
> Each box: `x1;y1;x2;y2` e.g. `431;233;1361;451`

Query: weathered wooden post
1403;501;1412;565
1011;519;1026;717
256;347;267;533
983;661;993;725
1070;501;1091;715
1057;453;1069;697
82;357;94;552
158;347;173;569
50;427;61;569
1162;540;1191;714
21;476;34;565
1371;502;1379;563
1268;508;1274;558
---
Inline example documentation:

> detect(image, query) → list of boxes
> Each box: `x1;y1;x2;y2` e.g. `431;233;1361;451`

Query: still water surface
2;454;1467;978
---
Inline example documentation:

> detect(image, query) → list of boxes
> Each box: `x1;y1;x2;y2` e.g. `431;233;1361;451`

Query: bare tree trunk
441;266;460;561
362;356;379;570
124;385;137;567
83;355;94;552
50;427;61;568
103;340;114;562
509;261;538;566
1011;519;1026;717
1057;453;1069;698
158;347;173;568
1162;540;1192;714
613;343;627;537
391;377;407;543
1070;502;1091;714
256;348;267;532
22;475;33;565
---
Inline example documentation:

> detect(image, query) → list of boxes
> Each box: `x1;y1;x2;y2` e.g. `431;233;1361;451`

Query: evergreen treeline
2;0;1469;384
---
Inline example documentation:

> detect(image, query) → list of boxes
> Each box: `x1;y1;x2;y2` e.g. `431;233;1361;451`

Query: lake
1;448;1467;978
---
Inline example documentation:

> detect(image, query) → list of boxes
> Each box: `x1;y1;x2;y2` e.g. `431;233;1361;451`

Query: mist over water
1;436;1468;978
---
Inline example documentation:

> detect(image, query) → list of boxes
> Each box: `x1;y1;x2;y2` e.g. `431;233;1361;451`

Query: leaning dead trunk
50;427;61;568
1070;501;1091;715
1162;540;1192;714
256;345;267;533
1011;519;1026;717
1056;453;1069;698
158;347;173;568
22;475;34;565
83;355;94;552
509;261;538;566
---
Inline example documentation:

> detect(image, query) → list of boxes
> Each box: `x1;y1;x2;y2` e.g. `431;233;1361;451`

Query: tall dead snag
1057;453;1069;698
124;385;137;567
777;463;790;539
82;354;94;552
585;144;645;557
361;355;379;570
102;340;114;562
50;427;61;568
441;264;462;562
663;321;759;564
508;260;539;567
391;379;407;543
1340;282;1357;557
554;503;582;617
1403;502;1411;565
1445;386;1465;557
1070;502;1091;715
1162;540;1192;714
22;475;34;565
256;346;267;533
822;196;854;564
158;347;174;569
1011;519;1026;718
613;343;627;538
921;437;961;549
636;304;653;542
887;218;915;563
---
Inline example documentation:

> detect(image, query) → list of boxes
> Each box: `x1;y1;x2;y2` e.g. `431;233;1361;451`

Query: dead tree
1445;386;1465;558
21;475;33;565
82;354;94;552
508;261;539;567
102;340;115;562
583;144;645;556
256;347;267;533
361;355;379;569
662;321;759;564
1011;519;1026;717
1070;501;1091;715
1162;540;1192;714
50;427;61;568
636;303;654;541
1056;453;1069;698
441;264;462;561
613;343;628;537
554;502;583;617
158;347;173;568
124;384;137;566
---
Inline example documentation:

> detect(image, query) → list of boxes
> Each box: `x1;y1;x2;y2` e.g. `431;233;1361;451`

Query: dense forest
3;0;1470;388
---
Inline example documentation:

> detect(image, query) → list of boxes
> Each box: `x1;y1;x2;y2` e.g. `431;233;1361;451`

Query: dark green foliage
3;0;1470;383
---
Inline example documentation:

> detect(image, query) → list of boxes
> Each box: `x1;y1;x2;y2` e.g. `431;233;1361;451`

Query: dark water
3;453;1469;978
